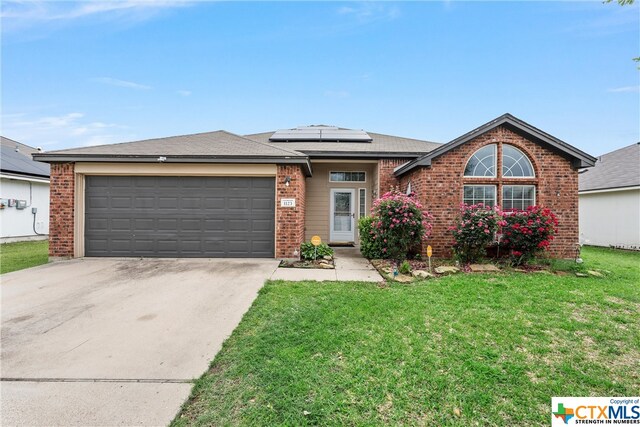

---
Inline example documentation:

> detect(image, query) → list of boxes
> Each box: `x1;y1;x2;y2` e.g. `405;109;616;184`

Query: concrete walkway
270;247;383;282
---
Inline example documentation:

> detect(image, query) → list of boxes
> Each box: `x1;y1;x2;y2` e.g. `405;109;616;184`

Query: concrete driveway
1;257;279;426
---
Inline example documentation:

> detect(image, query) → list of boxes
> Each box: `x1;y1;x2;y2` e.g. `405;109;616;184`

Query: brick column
276;165;306;258
49;162;75;259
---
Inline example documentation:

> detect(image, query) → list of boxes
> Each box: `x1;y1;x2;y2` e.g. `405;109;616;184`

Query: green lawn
174;246;640;426
0;240;49;274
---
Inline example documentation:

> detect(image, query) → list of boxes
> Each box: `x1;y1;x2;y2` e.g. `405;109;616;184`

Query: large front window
463;144;536;209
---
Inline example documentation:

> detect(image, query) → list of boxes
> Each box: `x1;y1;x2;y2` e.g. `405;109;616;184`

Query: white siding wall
0;177;50;240
579;188;640;250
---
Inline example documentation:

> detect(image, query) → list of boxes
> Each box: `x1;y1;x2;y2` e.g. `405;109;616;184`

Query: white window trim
502;145;535;178
464;144;497;178
329;171;367;183
502;184;536;210
358;188;367;218
462;184;497;206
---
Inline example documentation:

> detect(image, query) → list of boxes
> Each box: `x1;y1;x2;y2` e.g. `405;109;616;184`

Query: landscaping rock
587;270;604;277
434;266;459;275
469;264;500;273
575;272;589;278
412;270;434;279
323;255;333;261
318;263;334;269
394;274;414;283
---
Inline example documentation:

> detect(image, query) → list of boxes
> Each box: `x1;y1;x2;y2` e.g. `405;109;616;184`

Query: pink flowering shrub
369;190;433;261
450;203;505;263
502;206;558;265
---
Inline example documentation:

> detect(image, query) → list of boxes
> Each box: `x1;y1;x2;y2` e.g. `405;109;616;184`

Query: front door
330;189;355;242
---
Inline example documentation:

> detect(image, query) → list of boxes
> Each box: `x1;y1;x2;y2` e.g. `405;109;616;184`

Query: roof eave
32;154;313;177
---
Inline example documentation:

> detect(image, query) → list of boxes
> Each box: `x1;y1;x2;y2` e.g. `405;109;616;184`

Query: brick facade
49;163;75;258
276;164;306;258
377;158;405;194
396;126;579;258
45;128;578;260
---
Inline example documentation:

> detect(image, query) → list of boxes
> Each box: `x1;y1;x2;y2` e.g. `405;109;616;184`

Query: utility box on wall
15;200;27;209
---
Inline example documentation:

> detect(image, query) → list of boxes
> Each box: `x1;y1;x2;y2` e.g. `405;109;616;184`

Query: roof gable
394;113;597;176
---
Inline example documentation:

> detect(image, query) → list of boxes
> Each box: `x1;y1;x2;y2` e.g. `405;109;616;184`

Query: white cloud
607;85;640;93
1;0;193;32
176;90;192;97
337;2;400;23
92;77;152;90
1;111;134;150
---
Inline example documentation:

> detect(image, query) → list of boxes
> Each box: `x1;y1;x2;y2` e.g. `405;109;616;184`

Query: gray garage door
85;176;275;258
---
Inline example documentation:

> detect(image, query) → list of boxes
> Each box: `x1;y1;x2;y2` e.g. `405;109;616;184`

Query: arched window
463;144;536;209
502;145;535;177
464;144;496;177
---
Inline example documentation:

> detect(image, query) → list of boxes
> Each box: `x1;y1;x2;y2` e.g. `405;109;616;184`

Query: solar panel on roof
269;126;372;142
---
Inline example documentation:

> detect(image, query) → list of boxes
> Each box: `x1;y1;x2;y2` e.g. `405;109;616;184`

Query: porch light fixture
284;176;291;187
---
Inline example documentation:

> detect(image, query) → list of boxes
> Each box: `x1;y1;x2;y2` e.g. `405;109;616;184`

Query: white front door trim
330;188;356;242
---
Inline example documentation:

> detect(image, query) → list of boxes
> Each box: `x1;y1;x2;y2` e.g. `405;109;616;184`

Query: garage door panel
252;219;273;232
111;218;131;231
85;176;275;258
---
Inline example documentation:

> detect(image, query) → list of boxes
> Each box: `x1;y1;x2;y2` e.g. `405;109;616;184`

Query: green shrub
370;190;433;262
300;242;334;260
399;260;411;275
502;206;558;266
358;216;384;259
450;203;504;264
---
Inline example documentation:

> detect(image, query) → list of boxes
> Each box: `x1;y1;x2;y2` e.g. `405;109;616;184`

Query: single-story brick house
34;113;596;260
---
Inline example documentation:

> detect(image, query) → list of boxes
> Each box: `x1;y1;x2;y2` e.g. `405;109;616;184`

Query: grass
174;246;640;426
0;240;49;274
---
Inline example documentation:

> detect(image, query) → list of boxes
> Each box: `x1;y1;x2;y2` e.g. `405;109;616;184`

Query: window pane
463;185;496;207
464;144;496;177
330;171;365;182
502;145;535;177
359;189;366;218
502;185;535;210
464;186;473;198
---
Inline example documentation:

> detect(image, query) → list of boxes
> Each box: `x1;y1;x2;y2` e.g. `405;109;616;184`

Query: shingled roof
245;130;440;157
1;137;50;179
32;130;312;175
579;143;640;192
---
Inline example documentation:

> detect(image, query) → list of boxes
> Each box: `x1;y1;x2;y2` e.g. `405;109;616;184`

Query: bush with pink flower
367;190;433;261
450;203;505;263
501;206;558;265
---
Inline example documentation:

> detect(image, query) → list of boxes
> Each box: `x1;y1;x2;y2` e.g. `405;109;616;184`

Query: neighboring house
578;143;640;250
1;137;51;242
33;113;595;259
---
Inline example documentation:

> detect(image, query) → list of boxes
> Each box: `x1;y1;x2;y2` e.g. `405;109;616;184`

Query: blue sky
2;1;638;155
